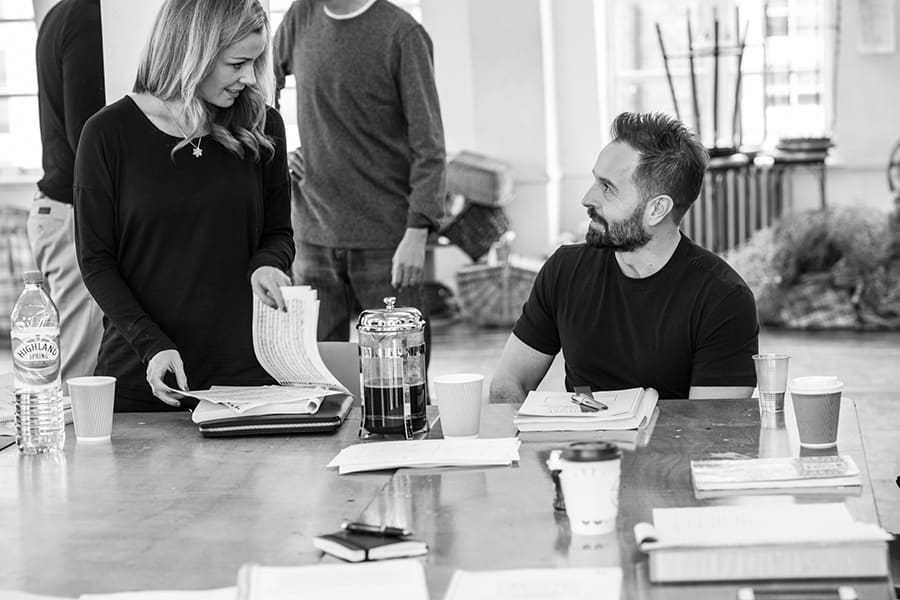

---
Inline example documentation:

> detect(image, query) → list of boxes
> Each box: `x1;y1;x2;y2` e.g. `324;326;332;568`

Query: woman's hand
146;349;189;407
251;266;291;311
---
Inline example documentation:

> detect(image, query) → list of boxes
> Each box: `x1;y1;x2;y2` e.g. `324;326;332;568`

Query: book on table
188;286;353;436
517;406;660;451
634;503;893;583
313;529;428;563
514;387;658;432
236;558;429;600
691;455;862;491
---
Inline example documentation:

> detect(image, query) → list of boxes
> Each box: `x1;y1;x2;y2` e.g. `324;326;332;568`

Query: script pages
514;387;658;432
190;286;350;423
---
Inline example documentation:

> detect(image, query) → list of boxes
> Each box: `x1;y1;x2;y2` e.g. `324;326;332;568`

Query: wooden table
0;398;893;599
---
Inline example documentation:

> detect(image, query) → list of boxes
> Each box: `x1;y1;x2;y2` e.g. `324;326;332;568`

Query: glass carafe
357;297;428;438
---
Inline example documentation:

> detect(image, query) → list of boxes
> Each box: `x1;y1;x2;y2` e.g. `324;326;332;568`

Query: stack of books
514;387;658;433
635;503;892;582
691;455;862;492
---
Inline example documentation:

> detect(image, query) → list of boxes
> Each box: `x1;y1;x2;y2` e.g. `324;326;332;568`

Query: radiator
681;157;785;254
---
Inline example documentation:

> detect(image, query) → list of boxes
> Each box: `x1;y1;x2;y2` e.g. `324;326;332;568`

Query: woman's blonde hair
134;0;274;161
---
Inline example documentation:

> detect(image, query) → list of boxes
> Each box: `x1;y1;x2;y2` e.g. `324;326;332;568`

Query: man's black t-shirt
513;235;759;399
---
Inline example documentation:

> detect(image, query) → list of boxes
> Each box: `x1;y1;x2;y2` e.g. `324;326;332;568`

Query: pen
341;521;413;538
571;386;608;411
736;586;857;600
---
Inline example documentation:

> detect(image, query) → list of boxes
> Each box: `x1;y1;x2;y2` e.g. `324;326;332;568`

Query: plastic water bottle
10;270;65;454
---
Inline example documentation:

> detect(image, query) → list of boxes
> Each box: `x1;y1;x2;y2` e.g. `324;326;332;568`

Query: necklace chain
163;101;203;158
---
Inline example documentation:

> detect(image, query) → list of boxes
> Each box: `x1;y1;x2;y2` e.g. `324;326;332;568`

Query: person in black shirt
490;112;759;402
74;0;294;411
29;0;105;391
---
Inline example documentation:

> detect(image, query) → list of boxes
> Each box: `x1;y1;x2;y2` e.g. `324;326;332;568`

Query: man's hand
146;349;188;407
392;227;428;289
251;266;292;311
288;147;304;182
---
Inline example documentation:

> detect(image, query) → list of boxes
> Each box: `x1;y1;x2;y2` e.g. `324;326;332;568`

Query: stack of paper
237;558;429;600
514;388;658;432
443;568;622;600
691;455;862;491
327;438;521;475
635;503;892;582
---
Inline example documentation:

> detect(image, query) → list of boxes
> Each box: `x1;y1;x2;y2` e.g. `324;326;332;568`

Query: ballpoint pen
341;521;413;538
571;386;608;411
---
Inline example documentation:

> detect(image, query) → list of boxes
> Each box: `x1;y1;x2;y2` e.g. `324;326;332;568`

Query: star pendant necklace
163;100;203;158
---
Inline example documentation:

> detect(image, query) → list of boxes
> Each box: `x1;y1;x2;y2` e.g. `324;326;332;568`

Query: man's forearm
488;377;527;404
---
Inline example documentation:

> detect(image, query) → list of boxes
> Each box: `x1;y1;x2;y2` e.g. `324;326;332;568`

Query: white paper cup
558;442;622;535
67;376;116;441
433;373;483;439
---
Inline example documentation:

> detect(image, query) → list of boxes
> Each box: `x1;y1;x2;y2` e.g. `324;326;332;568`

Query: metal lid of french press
357;297;425;333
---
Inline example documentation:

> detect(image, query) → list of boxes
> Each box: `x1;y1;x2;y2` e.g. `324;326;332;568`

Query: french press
356;297;428;438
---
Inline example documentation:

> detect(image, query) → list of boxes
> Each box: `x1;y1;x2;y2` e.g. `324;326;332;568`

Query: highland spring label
13;333;60;385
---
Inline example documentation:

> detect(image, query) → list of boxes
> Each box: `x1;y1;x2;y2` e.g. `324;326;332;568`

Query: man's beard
585;203;652;252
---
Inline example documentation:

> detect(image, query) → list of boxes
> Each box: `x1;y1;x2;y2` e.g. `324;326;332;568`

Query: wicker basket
446;151;514;206
455;256;542;327
440;202;510;262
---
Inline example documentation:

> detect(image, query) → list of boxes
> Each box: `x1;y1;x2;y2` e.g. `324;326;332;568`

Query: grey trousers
27;194;103;392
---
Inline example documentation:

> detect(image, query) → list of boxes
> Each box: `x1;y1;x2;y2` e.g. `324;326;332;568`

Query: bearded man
489;112;759;402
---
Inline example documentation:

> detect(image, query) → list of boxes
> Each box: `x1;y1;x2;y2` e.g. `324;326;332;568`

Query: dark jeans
292;240;431;366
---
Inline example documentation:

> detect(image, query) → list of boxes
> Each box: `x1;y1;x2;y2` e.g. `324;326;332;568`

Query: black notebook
313;529;428;563
195;394;354;438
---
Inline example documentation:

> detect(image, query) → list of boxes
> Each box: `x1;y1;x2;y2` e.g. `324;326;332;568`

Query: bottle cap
23;271;44;285
560;441;621;462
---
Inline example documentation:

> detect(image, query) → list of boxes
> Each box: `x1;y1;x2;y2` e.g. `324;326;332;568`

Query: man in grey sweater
273;0;446;350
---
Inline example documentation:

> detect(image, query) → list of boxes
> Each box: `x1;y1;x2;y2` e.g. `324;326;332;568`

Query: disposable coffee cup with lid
558;442;622;535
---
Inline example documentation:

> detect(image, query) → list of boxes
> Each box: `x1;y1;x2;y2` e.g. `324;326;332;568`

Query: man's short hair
610;112;709;224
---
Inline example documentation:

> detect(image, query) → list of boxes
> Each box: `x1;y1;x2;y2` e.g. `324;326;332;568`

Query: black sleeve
61;5;105;153
690;285;760;388
512;251;562;356
74;113;177;363
248;108;295;276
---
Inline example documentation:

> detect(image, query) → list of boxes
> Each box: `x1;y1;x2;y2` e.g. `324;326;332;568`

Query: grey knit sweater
274;0;446;248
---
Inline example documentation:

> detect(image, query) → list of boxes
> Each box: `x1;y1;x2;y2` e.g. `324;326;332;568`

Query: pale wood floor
429;319;900;534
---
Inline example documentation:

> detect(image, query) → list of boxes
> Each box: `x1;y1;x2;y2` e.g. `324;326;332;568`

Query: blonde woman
74;0;294;411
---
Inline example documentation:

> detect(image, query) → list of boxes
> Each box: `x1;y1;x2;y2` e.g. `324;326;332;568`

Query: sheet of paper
646;503;891;549
1;371;14;424
443;568;622;600
79;588;235;600
239;559;428;600
252;286;347;393
328;438;521;474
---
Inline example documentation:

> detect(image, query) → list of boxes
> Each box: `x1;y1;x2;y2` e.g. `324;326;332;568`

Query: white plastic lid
790;376;843;394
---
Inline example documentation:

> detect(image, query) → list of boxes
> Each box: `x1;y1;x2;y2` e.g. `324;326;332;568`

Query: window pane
0;0;33;19
0;96;40;172
0;22;38;94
